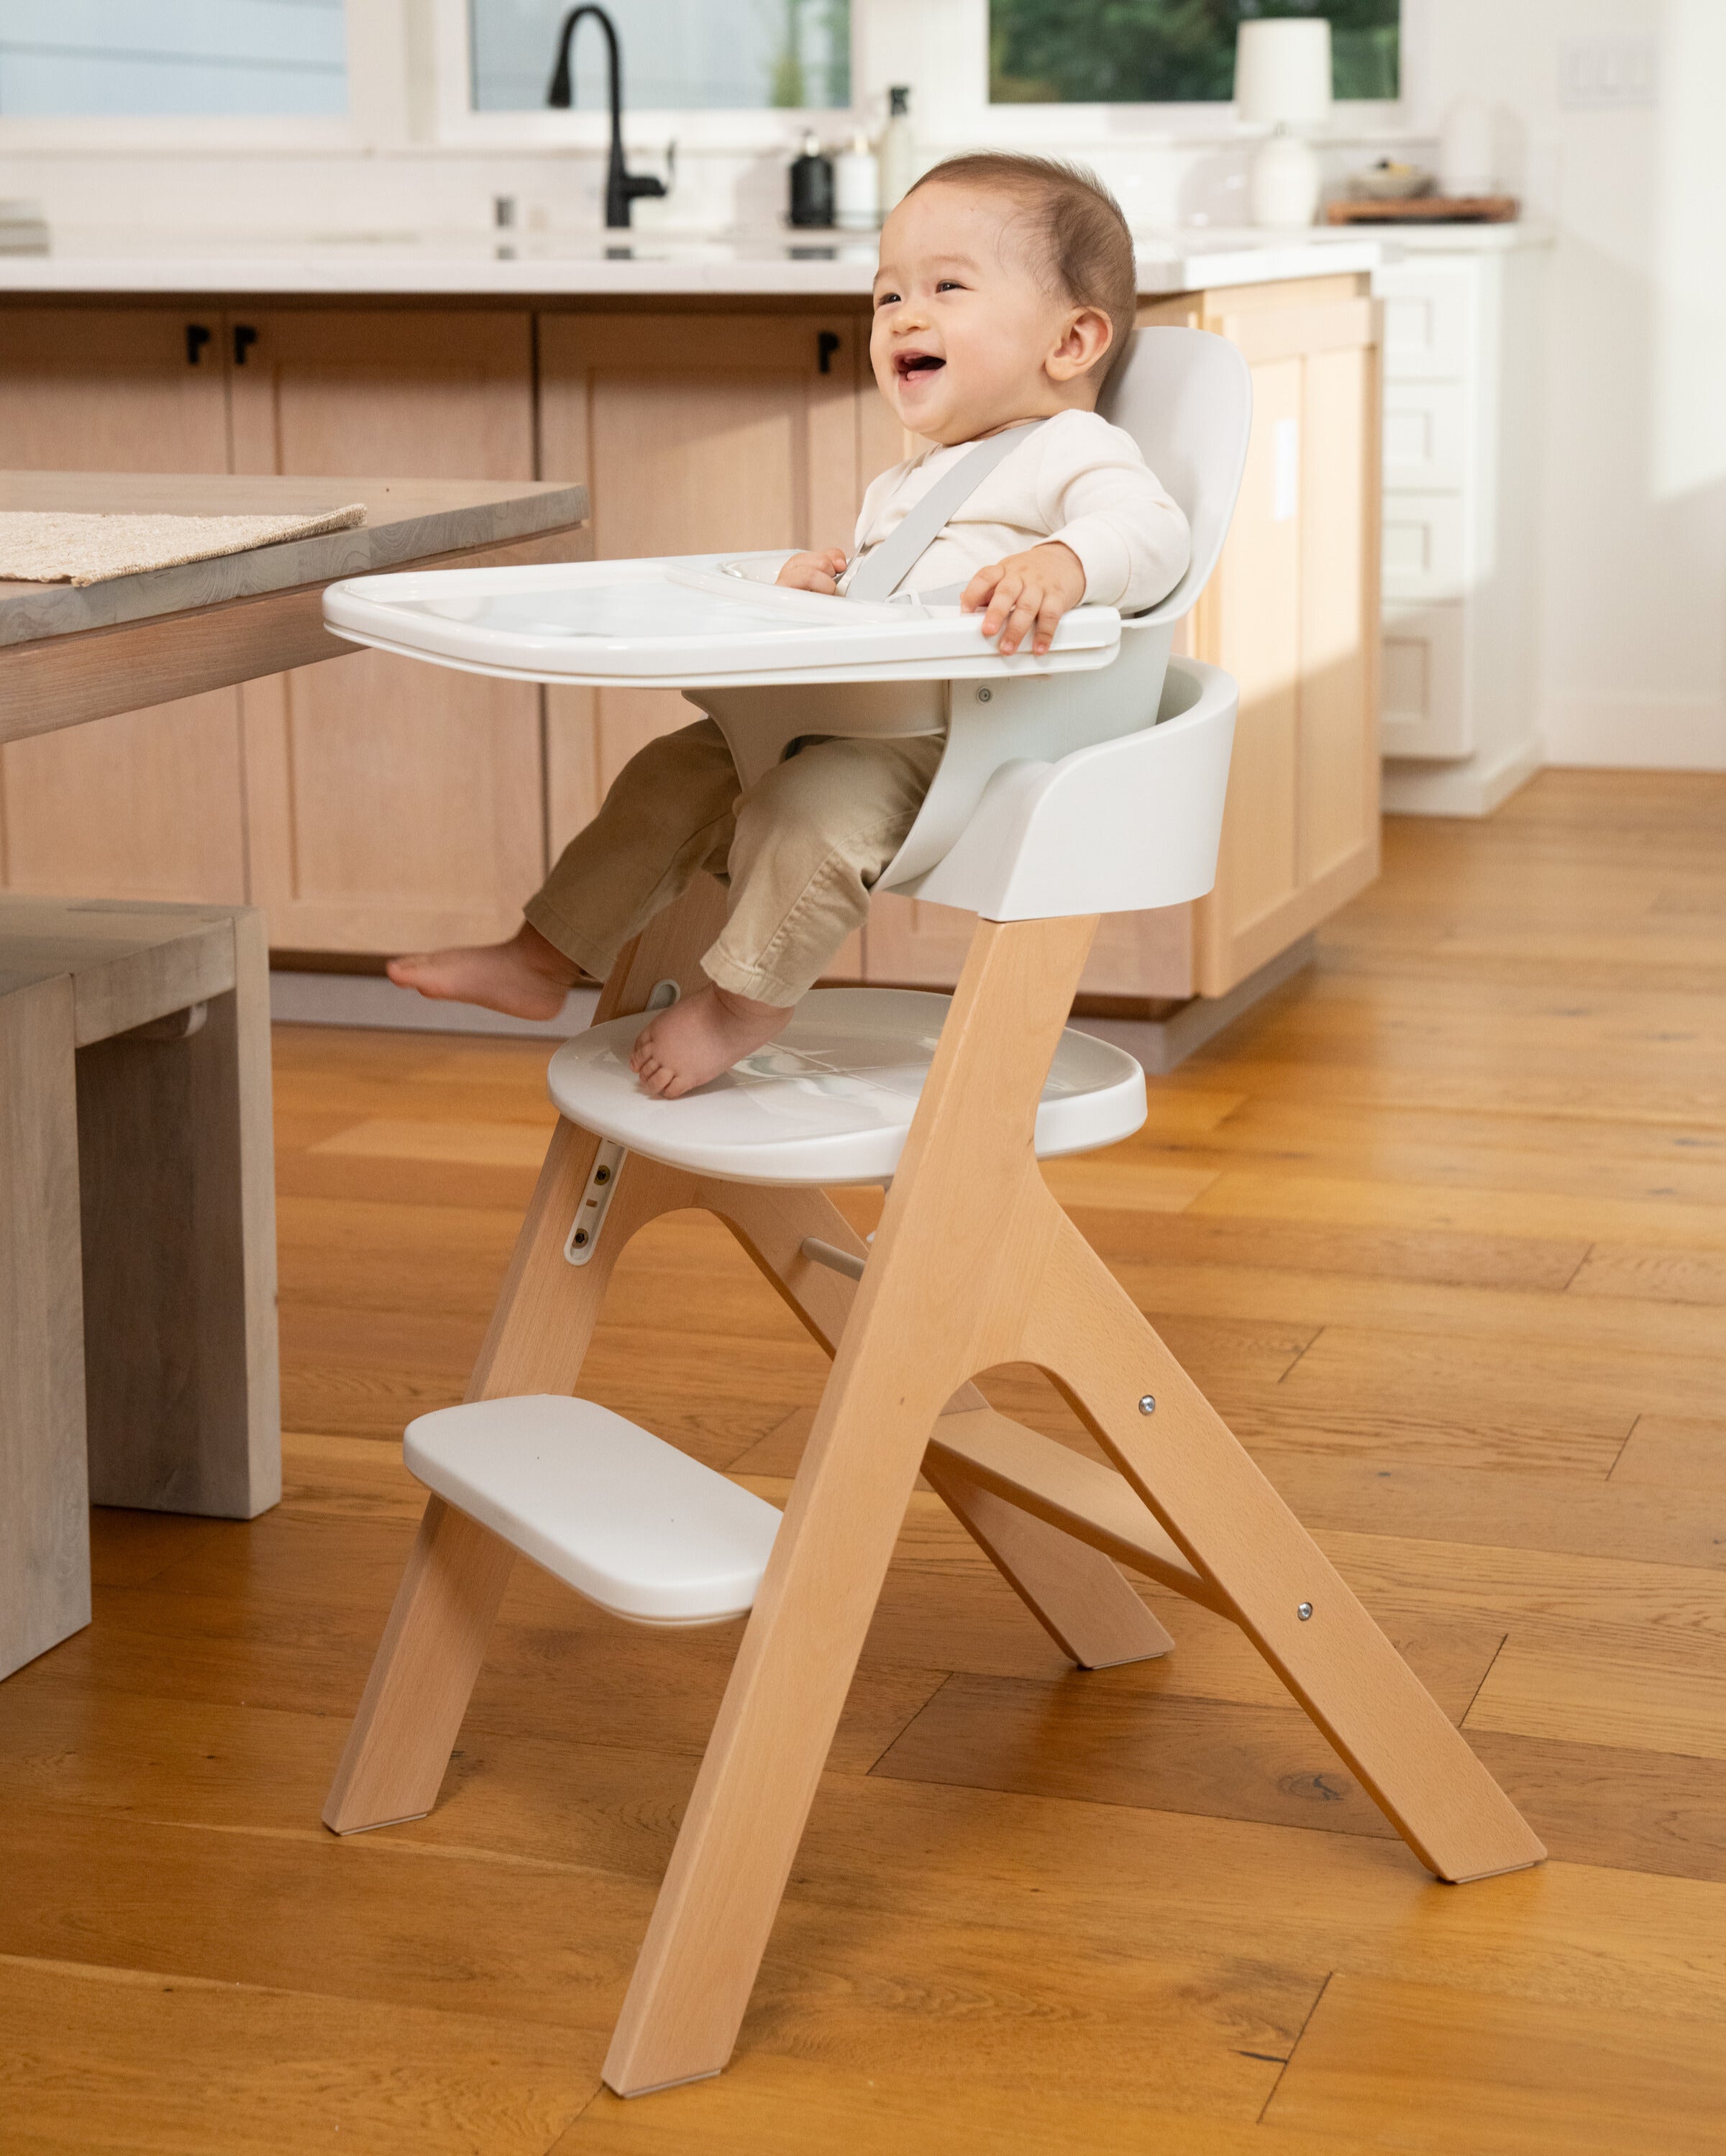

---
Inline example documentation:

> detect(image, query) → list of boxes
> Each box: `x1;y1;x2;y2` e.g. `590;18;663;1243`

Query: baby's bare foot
629;985;793;1099
386;922;580;1021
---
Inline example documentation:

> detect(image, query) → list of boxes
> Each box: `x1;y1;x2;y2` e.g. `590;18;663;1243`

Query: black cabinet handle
232;324;259;367
817;330;841;375
185;323;212;367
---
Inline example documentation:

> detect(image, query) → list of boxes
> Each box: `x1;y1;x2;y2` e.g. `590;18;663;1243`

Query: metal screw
1138;1394;1156;1415
1297;1602;1313;1621
572;1228;590;1248
593;1164;611;1184
977;687;992;702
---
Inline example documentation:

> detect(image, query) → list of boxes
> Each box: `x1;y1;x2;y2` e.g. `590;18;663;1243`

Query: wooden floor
5;769;1726;2155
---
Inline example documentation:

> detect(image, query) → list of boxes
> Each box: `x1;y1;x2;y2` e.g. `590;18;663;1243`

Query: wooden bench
0;895;279;1679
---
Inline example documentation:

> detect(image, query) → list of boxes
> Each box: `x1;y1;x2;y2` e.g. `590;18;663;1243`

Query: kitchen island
0;230;1382;1028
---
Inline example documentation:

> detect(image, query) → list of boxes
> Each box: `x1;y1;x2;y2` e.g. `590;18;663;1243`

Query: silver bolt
572;1228;590;1248
1297;1602;1313;1621
977;687;992;702
1138;1394;1156;1415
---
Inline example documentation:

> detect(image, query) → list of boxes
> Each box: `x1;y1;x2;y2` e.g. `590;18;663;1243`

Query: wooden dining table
0;469;589;744
0;471;589;1679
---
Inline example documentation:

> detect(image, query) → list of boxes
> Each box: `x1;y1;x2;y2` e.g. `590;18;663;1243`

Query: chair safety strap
844;419;1046;604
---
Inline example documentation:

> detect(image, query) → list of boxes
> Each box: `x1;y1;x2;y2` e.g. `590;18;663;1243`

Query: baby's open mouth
895;352;945;380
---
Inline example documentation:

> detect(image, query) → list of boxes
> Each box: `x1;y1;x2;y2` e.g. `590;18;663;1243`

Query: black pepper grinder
788;130;835;229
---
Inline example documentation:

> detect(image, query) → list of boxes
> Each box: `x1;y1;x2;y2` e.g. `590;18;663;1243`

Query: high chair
319;329;1545;2099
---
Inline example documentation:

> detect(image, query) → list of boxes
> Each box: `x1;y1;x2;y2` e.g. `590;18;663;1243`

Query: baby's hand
962;542;1087;657
777;548;849;595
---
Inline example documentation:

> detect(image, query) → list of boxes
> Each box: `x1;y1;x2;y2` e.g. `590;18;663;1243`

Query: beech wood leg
1023;1207;1545;1884
322;1496;516;1832
322;1126;700;1835
602;915;1100;2096
601;1269;968;2094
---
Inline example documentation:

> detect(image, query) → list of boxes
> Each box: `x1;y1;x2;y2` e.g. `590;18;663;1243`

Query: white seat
548;986;1146;1187
405;1394;781;1625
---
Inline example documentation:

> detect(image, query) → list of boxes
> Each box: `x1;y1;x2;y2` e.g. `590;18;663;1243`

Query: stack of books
0;201;50;255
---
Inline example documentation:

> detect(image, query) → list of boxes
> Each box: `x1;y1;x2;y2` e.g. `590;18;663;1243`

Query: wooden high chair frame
323;875;1545;2098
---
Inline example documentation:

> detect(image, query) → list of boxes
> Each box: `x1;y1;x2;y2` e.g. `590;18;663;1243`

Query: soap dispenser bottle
834;132;881;230
877;85;918;214
788;129;834;229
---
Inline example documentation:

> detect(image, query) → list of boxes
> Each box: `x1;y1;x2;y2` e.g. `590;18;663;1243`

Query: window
467;0;850;112
989;0;1399;106
0;0;347;118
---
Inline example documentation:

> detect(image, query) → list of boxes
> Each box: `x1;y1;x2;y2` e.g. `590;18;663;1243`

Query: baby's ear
1050;305;1113;385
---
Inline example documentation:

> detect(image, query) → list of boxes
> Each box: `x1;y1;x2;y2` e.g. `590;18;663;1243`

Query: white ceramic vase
1249;129;1322;229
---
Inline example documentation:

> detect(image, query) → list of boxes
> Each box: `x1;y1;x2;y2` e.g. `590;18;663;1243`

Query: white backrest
1098;326;1253;625
872;332;1251;903
910;658;1238;920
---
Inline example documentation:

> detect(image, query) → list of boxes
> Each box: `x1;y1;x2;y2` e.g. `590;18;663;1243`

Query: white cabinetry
1376;229;1551;814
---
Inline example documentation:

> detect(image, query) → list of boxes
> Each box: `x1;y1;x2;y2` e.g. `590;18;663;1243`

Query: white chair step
546;986;1147;1187
404;1396;781;1626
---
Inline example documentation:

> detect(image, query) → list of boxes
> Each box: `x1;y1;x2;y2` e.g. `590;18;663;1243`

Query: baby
389;152;1190;1097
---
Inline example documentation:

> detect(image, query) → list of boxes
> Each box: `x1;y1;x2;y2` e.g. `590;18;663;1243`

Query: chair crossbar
924;1407;1220;1610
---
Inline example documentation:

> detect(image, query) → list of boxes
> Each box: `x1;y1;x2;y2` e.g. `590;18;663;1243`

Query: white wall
1415;0;1725;769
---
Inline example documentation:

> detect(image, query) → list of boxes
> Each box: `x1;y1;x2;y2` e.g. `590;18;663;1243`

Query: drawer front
1382;490;1470;601
1383;379;1471;491
1382;602;1470;759
1374;260;1477;381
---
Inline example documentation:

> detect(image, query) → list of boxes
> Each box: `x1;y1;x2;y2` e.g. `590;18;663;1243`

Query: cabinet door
538;308;867;969
1195;288;1382;995
538;309;863;801
0;307;247;904
230;309;542;951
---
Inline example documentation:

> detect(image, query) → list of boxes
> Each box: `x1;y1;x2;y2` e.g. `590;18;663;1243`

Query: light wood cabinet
1189;278;1381;994
0;308;248;905
229;310;545;951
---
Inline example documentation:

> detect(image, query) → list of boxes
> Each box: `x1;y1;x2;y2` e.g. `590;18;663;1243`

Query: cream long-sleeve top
840;406;1190;614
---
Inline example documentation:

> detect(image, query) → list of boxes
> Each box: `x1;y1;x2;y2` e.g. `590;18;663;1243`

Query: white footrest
404;1395;782;1626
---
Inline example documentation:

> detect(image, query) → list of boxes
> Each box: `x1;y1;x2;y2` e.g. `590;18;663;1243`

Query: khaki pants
524;718;944;1006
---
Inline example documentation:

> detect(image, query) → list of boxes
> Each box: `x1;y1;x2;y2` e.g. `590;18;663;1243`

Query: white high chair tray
322;552;1122;690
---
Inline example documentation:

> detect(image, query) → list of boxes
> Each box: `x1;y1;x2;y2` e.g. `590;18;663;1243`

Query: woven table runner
0;503;367;588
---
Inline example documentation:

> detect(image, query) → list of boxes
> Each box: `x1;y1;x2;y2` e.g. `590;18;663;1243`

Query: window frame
914;0;1407;155
0;3;377;154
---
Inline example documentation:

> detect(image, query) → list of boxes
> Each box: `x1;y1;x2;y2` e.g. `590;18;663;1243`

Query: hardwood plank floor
3;770;1725;2152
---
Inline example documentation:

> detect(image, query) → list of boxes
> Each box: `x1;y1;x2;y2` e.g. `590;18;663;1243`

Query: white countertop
1359;219;1553;252
0;224;1385;298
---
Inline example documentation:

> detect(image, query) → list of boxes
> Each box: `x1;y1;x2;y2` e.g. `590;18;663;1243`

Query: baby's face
870;183;1107;445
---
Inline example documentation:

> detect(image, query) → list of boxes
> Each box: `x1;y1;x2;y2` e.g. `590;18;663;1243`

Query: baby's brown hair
905;152;1137;378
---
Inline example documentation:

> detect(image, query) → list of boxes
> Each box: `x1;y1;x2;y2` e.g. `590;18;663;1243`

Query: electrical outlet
1559;35;1658;109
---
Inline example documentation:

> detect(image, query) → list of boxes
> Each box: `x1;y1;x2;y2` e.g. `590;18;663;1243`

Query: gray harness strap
844;419;1046;604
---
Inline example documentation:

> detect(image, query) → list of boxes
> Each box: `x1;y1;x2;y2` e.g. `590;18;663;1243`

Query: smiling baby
388;152;1190;1096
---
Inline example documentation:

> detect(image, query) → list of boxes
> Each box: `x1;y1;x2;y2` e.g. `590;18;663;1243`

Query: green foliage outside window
990;1;1399;105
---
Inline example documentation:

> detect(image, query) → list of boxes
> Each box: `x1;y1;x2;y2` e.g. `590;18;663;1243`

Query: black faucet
546;5;668;229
